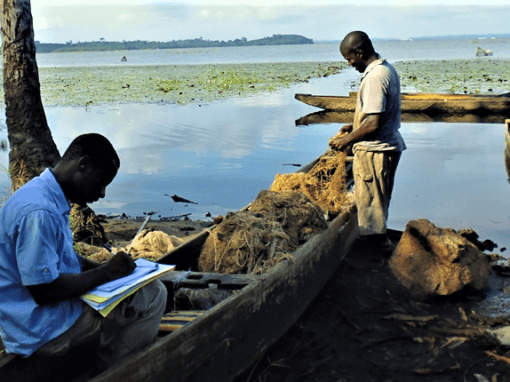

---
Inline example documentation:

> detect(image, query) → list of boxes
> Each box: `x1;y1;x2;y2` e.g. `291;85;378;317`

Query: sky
29;1;510;44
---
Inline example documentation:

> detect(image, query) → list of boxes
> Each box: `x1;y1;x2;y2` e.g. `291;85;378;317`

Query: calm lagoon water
34;38;510;67
1;38;510;251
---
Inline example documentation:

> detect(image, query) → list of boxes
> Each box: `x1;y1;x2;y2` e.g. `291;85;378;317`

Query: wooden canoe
0;155;359;382
295;92;510;115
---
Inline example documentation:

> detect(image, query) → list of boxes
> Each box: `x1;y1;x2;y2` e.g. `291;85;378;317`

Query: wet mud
234;236;510;382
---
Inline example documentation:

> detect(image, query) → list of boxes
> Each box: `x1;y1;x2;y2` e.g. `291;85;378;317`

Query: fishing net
127;229;185;261
77;229;187;262
198;190;327;275
71;204;108;246
249;189;327;245
269;150;348;215
75;242;113;263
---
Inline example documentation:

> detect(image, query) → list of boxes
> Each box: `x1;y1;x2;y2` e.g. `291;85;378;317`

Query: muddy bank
235;235;510;382
102;216;211;250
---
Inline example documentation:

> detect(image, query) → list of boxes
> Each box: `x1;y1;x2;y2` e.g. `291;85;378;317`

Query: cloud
30;4;510;43
34;0;510;5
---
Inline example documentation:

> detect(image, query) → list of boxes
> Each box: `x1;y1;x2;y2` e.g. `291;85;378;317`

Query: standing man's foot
363;234;395;256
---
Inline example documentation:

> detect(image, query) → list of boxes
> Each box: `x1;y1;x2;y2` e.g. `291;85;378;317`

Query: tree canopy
35;34;314;53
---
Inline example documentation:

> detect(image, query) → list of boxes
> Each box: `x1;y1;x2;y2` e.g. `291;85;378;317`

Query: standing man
329;31;406;253
0;133;167;372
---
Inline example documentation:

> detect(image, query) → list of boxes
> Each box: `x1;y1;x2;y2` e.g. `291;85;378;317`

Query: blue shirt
0;169;83;357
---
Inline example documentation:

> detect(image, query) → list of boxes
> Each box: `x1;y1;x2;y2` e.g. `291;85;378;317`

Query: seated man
0;133;167;369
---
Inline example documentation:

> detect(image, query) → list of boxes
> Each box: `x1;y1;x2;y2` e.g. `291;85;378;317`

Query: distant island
35;34;314;53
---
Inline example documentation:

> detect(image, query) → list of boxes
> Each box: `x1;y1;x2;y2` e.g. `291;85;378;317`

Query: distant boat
121;56;127;62
476;46;493;57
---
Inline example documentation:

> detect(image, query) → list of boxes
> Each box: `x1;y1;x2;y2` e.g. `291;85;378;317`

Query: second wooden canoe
295;92;510;115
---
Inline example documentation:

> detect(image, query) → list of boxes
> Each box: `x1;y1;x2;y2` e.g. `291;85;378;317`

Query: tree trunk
1;0;60;192
0;1;107;246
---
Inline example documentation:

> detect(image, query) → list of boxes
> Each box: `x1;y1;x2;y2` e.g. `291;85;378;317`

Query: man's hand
329;115;382;151
329;125;352;151
329;135;350;151
103;251;136;281
28;251;136;305
339;124;353;135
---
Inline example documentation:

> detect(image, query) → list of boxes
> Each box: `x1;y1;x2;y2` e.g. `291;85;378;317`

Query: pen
103;244;116;254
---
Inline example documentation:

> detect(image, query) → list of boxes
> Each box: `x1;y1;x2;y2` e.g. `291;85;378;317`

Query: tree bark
0;1;107;245
1;0;60;191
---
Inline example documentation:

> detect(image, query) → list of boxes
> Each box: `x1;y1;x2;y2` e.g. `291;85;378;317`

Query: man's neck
365;53;380;67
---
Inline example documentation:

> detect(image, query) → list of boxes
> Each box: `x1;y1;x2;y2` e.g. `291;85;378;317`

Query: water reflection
296;110;509;126
390;122;510;254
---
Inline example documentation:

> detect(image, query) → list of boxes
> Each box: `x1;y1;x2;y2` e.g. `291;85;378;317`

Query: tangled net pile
198;190;328;274
269;150;348;216
77;229;187;263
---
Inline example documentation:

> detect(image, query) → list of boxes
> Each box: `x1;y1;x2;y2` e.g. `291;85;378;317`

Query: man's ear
77;156;93;172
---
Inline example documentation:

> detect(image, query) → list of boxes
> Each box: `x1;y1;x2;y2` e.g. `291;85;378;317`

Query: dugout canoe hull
295;92;510;115
92;204;358;382
0;157;359;382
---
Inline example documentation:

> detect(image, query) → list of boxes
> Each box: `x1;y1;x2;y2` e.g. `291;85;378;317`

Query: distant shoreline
35;34;314;54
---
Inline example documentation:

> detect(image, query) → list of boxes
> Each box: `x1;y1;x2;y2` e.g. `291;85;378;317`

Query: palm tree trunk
1;0;60;191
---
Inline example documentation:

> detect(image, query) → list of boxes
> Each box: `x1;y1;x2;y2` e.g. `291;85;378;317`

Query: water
34;38;510;68
1;37;510;252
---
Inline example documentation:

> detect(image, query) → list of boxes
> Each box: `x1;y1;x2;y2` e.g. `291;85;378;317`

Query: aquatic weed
395;59;510;94
0;61;348;106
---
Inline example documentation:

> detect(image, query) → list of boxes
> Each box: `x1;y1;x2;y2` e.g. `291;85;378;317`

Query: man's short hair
341;31;375;56
60;133;120;169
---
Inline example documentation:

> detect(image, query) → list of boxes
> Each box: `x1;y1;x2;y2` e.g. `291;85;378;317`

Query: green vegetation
0;62;345;107
0;58;505;108
157;64;341;96
35;35;314;53
395;59;510;95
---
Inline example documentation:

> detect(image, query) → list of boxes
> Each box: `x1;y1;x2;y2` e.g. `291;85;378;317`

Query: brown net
76;229;187;263
127;229;185;261
248;189;328;245
269;150;348;215
198;190;328;275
